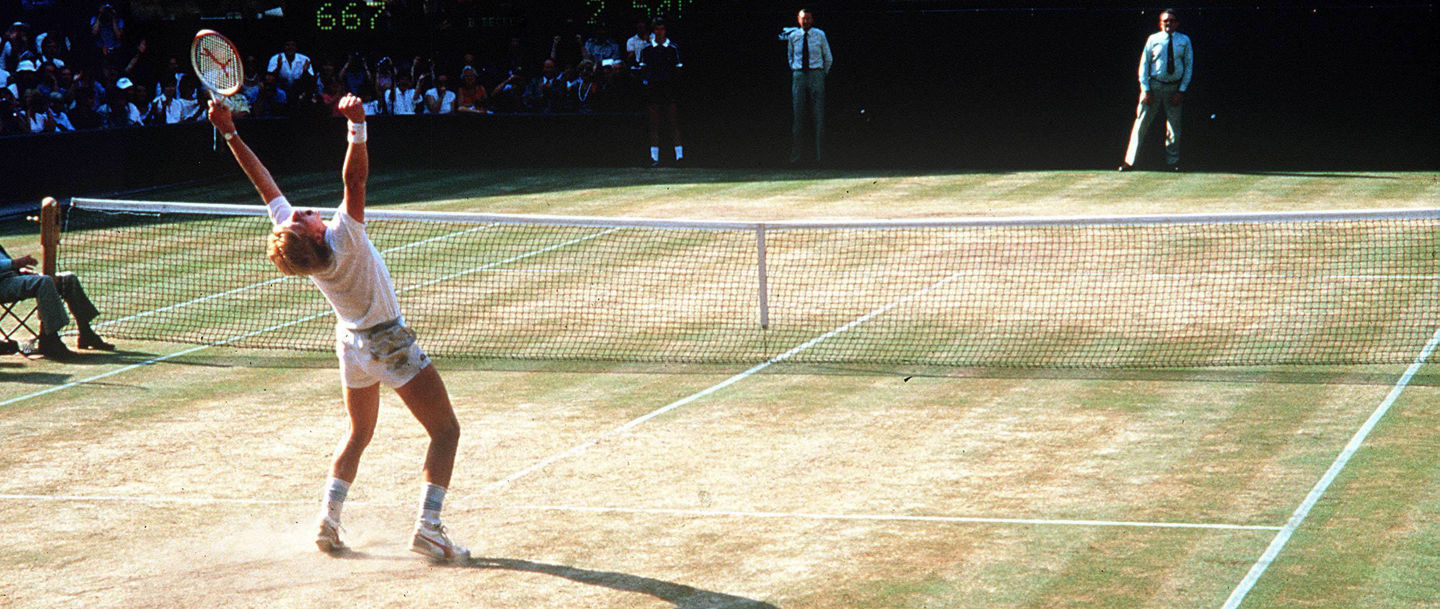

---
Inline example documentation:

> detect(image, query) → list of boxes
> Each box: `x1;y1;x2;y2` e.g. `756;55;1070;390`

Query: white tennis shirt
268;196;402;331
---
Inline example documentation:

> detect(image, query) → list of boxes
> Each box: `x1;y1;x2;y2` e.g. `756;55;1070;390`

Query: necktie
1166;34;1174;74
802;30;810;70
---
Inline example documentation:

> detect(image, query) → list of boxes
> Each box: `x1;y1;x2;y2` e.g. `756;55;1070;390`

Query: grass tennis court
2;169;1438;608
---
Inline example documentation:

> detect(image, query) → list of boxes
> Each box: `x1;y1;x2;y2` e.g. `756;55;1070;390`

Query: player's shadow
469;557;778;609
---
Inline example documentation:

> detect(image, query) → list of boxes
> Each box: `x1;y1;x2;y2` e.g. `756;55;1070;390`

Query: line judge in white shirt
1119;9;1193;172
783;8;832;165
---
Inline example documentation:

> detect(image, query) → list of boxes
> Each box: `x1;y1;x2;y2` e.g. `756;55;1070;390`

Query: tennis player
208;94;469;563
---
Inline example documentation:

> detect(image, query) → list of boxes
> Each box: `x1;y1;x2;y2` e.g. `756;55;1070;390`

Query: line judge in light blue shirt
1119;9;1193;172
783;8;832;165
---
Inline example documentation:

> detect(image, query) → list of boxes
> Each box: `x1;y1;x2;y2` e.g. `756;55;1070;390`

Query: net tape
61;199;1440;368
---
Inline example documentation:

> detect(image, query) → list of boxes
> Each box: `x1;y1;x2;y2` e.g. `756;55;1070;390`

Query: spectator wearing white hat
98;76;142;128
5;58;38;98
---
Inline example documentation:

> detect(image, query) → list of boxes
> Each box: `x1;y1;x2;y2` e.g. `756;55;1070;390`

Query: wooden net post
40;197;59;277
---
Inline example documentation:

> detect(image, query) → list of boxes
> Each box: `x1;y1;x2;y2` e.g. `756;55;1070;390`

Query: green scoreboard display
311;0;390;33
297;0;699;38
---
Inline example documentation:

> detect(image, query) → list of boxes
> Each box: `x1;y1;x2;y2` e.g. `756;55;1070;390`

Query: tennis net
60;198;1440;367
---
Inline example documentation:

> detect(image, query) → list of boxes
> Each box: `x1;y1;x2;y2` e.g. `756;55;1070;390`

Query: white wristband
346;121;367;144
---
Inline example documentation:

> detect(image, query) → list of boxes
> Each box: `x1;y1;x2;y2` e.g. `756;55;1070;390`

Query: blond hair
266;225;333;275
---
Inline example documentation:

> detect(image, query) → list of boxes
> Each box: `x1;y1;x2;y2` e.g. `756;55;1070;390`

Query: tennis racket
191;29;242;149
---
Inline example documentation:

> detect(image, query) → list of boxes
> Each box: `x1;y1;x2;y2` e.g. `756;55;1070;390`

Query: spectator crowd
1;3;666;136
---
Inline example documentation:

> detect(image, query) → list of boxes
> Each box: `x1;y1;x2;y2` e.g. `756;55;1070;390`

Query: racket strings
193;35;241;94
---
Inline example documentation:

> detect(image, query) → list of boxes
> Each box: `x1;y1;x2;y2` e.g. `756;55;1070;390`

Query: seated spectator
66;87;104;130
251;73;288;118
7;58;38;97
357;81;381;115
31;59;61;98
373;56;395;97
383;71;421;115
266;40;313;98
339;51;370;94
4;21;33;72
625;19;652;67
0;88;22;134
20;88;55;132
489;66;527;113
574;60;605;114
145;79;199;125
97;76;141;127
319;76;346;116
0;243;114;358
52;65;73;93
36;33;66;69
47;91;74;131
558;61;585;113
583;26;622;64
455;66;488;113
524;58;563;112
239;55;260;104
424;73;455;114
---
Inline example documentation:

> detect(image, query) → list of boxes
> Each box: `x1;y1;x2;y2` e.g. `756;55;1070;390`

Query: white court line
0;228;616;409
1219;325;1440;609
0;493;1279;532
466;269;969;499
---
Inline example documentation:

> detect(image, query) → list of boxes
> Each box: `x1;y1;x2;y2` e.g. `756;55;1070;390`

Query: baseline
0;493;1280;532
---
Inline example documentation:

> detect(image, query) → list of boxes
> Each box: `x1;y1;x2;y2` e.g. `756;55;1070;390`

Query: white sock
650;147;660;162
420;482;446;525
321;477;349;523
674;145;684;160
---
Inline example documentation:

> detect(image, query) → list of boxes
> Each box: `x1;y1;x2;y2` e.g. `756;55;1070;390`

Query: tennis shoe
315;516;347;554
409;520;469;563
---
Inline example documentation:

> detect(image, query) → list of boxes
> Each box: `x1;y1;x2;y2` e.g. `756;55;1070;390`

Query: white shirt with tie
784;26;832;73
1137;31;1192;92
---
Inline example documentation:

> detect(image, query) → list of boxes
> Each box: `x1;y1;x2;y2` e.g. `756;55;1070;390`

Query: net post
39;197;59;277
756;225;769;330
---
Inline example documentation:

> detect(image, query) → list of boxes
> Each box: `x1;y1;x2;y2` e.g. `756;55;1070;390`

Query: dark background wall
1;1;1435;206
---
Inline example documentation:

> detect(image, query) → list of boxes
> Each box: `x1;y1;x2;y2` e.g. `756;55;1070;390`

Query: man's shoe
1117;163;1134;172
77;331;115;351
1168;164;1182;173
315;517;347;554
410;520;469;563
26;333;74;359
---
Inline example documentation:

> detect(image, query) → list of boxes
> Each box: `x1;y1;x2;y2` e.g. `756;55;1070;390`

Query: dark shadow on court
470;557;779;609
0;368;70;386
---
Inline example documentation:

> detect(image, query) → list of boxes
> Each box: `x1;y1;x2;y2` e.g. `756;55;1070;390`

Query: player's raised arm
208;99;284;213
337;94;368;223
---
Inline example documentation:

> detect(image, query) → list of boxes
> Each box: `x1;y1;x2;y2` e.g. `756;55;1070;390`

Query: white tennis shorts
335;319;432;389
